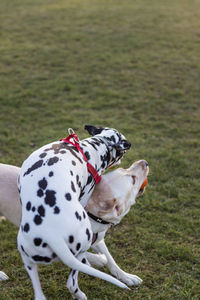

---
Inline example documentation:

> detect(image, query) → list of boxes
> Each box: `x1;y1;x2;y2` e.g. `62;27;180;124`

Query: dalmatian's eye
132;176;136;184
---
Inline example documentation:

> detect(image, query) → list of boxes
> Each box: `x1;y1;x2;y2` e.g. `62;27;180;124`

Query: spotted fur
17;125;131;300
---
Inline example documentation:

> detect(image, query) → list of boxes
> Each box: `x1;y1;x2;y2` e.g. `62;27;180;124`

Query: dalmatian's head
84;125;131;167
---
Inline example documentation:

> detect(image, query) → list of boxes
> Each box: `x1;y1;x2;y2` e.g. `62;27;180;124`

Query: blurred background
0;0;199;299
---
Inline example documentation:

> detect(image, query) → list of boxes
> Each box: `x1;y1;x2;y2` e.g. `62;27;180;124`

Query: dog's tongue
140;177;148;190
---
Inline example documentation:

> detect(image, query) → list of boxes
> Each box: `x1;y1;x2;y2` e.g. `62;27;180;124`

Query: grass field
0;0;200;299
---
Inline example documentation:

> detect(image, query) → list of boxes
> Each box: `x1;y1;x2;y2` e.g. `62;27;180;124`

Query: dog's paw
120;273;143;286
0;271;9;281
72;290;87;300
110;267;142;286
86;252;107;268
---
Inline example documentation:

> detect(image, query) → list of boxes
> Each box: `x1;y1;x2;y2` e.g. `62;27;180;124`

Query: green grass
0;0;200;299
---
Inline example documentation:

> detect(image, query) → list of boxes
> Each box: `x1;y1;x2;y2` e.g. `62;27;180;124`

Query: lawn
0;0;200;299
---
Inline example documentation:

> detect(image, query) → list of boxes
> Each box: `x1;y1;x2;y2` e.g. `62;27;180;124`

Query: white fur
0;159;148;299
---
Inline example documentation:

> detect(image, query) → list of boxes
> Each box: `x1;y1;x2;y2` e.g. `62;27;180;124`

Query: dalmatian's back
19;141;93;262
17;126;132;299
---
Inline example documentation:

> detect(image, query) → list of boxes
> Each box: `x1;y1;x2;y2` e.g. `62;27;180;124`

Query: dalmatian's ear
84;125;104;136
115;140;131;151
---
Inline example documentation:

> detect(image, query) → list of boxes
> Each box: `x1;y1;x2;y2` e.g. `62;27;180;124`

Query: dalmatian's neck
80;137;112;175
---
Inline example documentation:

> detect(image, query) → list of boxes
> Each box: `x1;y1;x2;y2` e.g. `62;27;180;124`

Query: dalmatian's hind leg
67;253;90;300
18;242;46;300
24;263;46;300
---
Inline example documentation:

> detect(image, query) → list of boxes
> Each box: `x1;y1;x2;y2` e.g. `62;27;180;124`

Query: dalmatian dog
17;125;131;300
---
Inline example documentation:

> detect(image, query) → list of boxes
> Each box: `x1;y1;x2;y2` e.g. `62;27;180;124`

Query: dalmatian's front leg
67;253;89;300
92;239;143;287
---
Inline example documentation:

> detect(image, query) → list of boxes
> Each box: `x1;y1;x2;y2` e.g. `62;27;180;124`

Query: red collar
60;130;101;184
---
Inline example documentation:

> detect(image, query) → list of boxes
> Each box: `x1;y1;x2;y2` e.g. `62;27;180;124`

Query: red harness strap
60;132;101;184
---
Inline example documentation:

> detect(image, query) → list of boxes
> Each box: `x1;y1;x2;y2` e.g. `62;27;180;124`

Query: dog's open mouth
137;188;144;197
137;177;148;197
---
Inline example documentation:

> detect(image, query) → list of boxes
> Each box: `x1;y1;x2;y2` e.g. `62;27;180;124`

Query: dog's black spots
76;243;81;251
65;193;72;201
21;245;29;257
82;258;86;264
24;223;30;232
72;160;76;166
34;238;42;246
85;151;90;160
26;201;31;211
76;175;82;189
47;156;59;166
71;181;76;193
54;206;60;214
83;211;86;219
75;211;82;221
80;189;85;199
32;255;51;263
86;228;91;241
38;177;48;190
34;214;43;225
32;206;36;212
78;182;82;189
42;243;47;248
52;253;57;259
110;135;116;143
70;170;73;176
60;150;66;154
69;235;74;243
44;143;62;154
72;270;76;277
70;249;75;255
37;189;44;197
39;153;47;158
49;171;54;177
27;265;32;271
73;278;75;286
24;160;43;177
87;175;93;185
100;152;110;169
38;205;45;217
86;140;98;150
74;288;79;294
88;181;95;194
45;190;56;207
100;155;106;169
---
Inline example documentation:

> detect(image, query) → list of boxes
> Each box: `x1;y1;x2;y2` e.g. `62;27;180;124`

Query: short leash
60;128;101;184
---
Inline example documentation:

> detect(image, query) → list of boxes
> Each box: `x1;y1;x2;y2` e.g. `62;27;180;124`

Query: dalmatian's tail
48;237;129;289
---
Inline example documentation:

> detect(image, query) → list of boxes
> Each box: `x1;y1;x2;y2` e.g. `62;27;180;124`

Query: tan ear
98;198;118;216
86;178;117;216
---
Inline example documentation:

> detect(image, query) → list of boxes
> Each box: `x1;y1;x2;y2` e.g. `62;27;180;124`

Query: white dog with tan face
72;160;149;293
0;160;148;297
